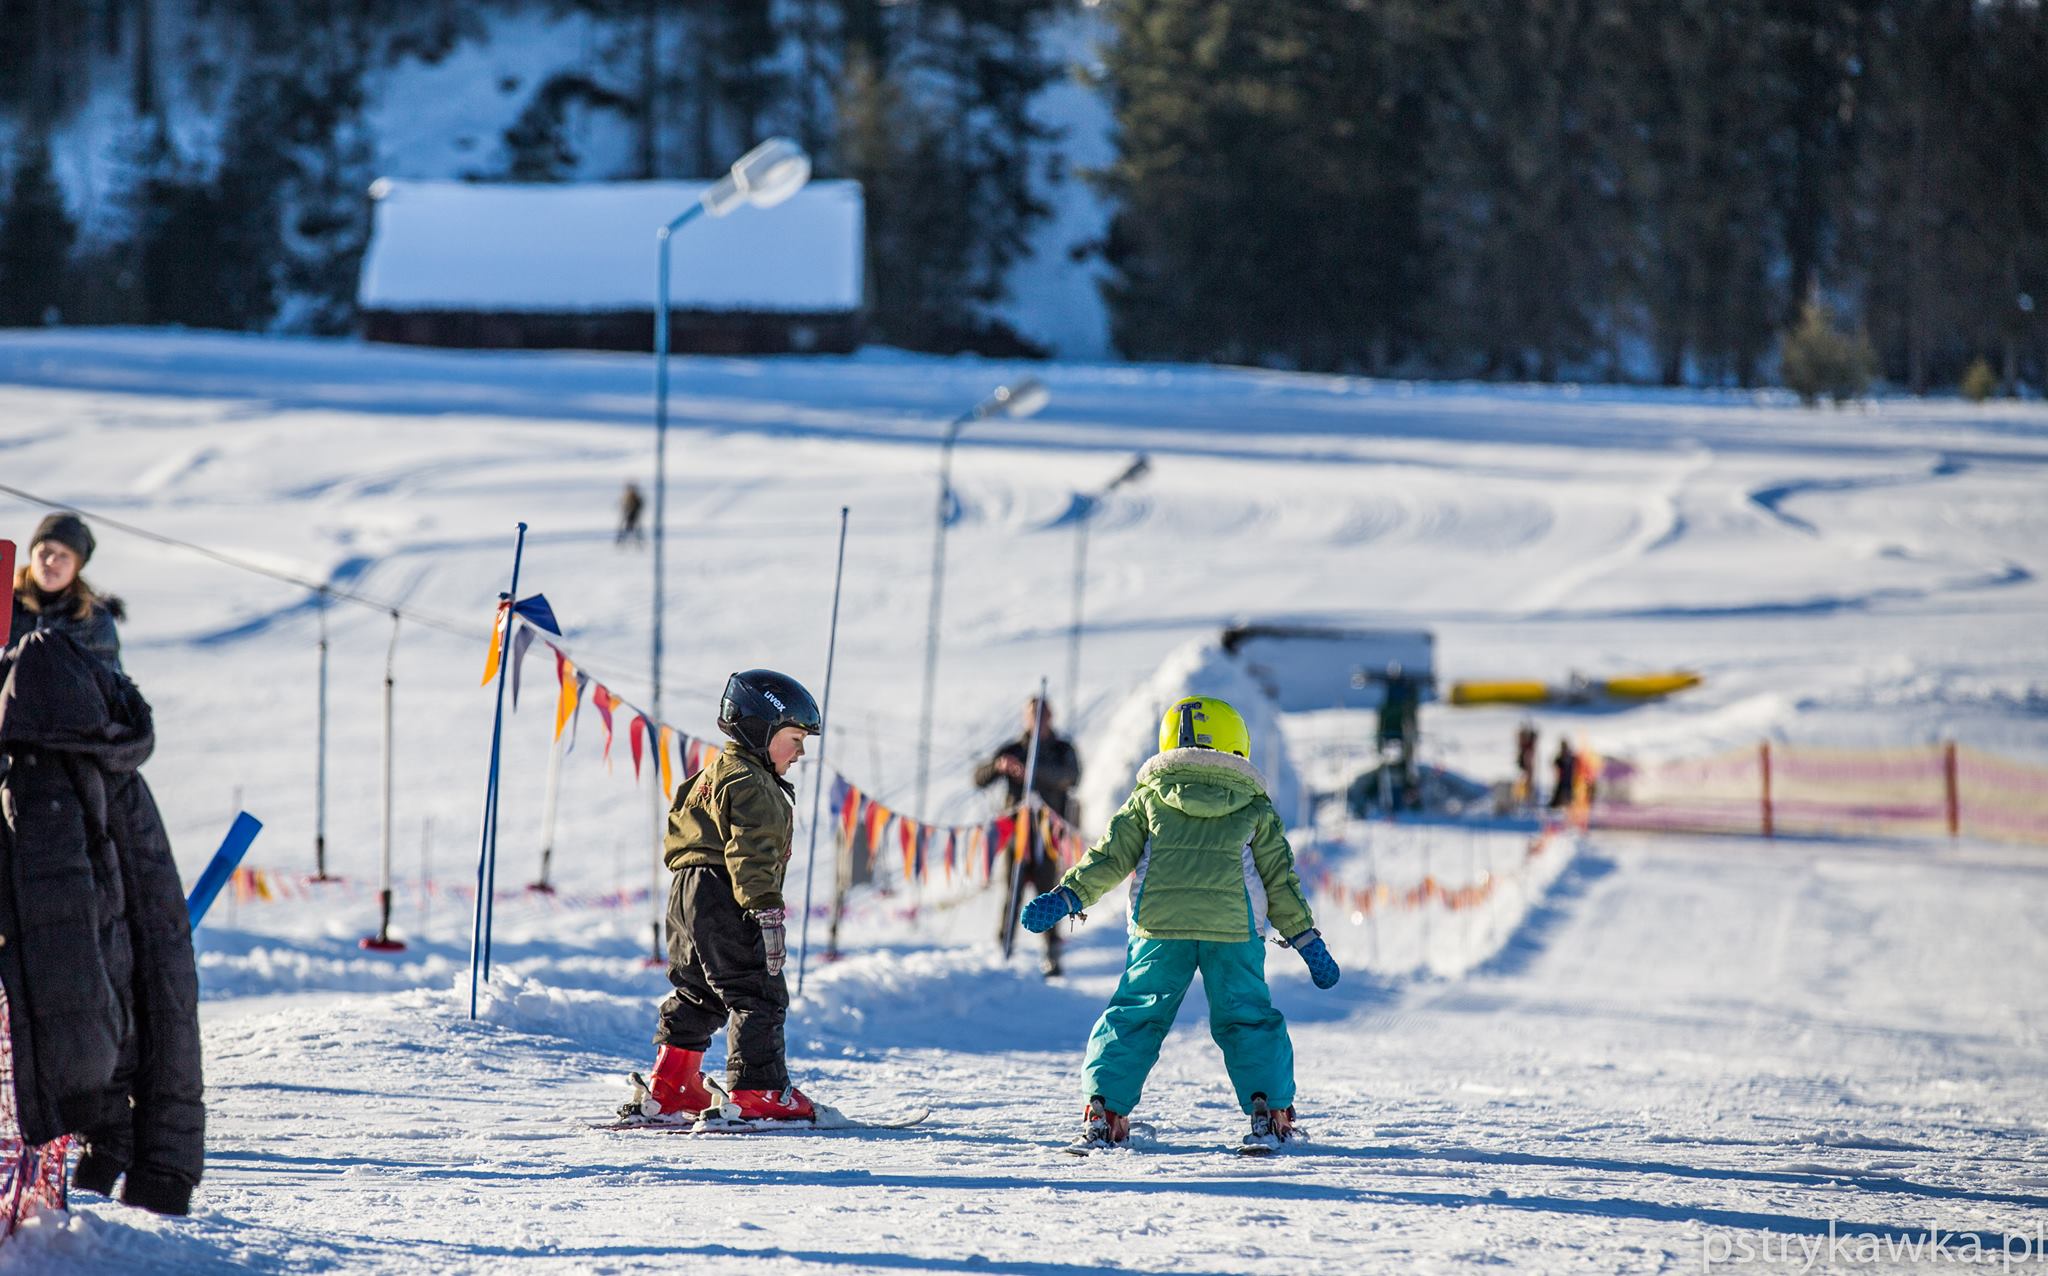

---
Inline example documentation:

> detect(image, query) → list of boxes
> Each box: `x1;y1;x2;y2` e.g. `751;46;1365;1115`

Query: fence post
1759;740;1774;838
1943;740;1960;840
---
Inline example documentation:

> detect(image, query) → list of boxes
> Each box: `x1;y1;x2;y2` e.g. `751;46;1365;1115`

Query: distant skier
616;482;645;547
1548;737;1577;809
623;669;822;1124
1022;695;1340;1155
973;695;1080;976
1376;660;1420;809
9;512;124;670
1515;721;1539;807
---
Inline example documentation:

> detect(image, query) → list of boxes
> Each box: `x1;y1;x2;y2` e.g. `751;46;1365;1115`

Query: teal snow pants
1081;936;1295;1116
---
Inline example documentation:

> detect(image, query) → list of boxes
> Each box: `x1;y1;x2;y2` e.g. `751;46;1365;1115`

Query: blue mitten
1022;887;1081;934
1289;930;1341;989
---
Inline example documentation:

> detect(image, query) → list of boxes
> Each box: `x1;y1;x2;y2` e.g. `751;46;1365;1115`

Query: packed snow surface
1;330;2045;1272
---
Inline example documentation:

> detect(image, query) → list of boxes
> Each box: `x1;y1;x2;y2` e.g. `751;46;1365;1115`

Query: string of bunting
227;866;654;912
487;599;1089;888
822;773;1090;889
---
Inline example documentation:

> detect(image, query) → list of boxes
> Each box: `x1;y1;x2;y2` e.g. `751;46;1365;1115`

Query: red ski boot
1064;1097;1131;1154
730;1085;817;1121
638;1046;715;1118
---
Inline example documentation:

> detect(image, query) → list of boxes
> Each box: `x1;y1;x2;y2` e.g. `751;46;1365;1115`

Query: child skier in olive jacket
624;669;823;1125
1023;695;1341;1152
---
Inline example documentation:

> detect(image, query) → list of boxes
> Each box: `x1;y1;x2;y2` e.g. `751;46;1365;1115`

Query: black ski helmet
717;669;823;751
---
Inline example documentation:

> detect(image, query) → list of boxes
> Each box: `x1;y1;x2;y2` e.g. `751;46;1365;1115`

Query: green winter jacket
663;742;795;912
1057;748;1315;944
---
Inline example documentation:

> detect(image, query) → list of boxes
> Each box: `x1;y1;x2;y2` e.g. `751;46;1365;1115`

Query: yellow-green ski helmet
1157;695;1251;758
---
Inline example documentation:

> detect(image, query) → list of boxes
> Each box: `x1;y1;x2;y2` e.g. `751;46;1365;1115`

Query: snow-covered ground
2;330;2046;1272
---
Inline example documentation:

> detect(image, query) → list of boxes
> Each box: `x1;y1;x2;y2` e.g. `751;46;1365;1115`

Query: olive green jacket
1057;748;1315;943
663;742;795;912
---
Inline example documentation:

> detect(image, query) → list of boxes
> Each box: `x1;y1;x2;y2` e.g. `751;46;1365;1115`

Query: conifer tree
0;134;76;326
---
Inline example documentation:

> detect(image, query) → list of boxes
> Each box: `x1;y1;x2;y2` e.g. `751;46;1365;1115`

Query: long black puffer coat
0;630;203;1215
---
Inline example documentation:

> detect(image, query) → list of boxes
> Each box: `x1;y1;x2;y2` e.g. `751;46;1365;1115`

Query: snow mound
1077;636;1307;832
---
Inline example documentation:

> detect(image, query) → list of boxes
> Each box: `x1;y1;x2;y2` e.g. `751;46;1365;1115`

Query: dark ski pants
653;866;789;1091
1001;844;1065;967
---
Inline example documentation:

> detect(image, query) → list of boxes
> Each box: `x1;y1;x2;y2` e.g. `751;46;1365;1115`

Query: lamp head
701;137;812;218
992;377;1049;420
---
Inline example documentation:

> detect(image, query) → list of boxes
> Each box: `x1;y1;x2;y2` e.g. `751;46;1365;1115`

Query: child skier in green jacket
1023;695;1342;1154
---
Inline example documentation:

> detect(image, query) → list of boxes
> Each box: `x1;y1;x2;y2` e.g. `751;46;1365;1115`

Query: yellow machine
1449;672;1700;706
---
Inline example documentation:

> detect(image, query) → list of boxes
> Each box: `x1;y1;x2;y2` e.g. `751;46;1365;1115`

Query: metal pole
470;523;528;1019
1062;456;1143;732
796;506;850;997
533;725;563;891
649;739;666;966
314;588;330;879
913;417;968;818
365;612;405;951
651;202;705;969
1067;502;1090;731
652;202;706;763
419;814;432;944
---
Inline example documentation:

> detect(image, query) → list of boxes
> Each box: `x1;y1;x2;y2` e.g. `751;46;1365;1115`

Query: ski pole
795;506;849;998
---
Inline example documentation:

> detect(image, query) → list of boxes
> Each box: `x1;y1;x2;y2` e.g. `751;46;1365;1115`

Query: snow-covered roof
357;179;864;314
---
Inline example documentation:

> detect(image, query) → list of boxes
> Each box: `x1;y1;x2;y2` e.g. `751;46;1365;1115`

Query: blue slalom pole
186;812;265;929
470;522;528;1019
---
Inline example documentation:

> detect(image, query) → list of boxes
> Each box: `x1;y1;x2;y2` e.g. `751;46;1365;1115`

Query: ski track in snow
0;332;2045;1272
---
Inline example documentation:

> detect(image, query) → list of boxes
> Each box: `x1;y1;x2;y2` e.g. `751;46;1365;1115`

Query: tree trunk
637;0;659;179
132;0;158;120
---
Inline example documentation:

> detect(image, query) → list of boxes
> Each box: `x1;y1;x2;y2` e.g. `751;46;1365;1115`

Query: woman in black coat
0;628;203;1215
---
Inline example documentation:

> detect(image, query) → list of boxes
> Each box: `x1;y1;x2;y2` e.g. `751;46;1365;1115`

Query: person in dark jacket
9;512;123;671
0;629;203;1214
624;669;823;1126
974;696;1080;977
1549;737;1578;809
616;482;645;547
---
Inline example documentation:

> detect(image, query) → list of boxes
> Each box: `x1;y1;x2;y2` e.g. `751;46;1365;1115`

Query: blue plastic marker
186;812;265;929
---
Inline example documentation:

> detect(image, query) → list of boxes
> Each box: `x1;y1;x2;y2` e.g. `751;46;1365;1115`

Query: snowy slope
0;331;2044;1271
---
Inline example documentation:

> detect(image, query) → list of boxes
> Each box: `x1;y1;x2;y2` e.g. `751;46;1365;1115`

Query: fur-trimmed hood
1136;747;1270;818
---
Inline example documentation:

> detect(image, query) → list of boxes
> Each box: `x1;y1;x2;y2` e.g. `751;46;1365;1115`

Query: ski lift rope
0;479;725;704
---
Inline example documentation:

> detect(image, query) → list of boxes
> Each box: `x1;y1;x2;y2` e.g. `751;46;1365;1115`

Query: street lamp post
1066;454;1149;729
649;139;810;960
652;137;812;748
911;377;1050;819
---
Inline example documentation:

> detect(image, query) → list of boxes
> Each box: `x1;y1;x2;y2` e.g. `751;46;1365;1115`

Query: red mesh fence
1592;741;2048;846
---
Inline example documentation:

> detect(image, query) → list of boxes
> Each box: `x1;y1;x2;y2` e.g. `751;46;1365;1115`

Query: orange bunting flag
659;726;676;796
943;830;958;883
899;818;918;882
480;599;511;685
552;651;581;741
592;685;616;766
629;714;648;781
866;802;892;869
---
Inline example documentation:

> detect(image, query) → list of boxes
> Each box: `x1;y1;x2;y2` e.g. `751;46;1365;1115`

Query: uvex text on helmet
717;669;823;750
